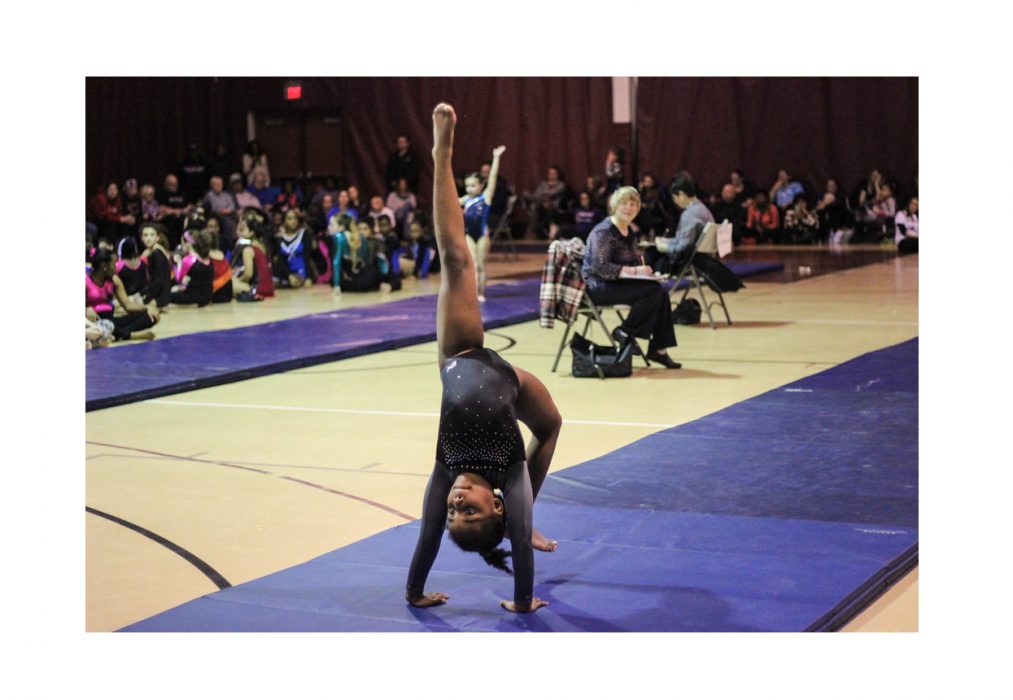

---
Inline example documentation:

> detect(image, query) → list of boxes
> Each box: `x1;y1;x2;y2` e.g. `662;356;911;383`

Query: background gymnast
405;103;562;614
459;143;505;302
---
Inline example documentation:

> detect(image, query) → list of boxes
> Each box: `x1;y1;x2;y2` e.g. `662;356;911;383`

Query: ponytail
480;548;513;574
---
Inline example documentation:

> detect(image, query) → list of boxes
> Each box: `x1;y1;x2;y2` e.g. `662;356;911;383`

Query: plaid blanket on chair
539;238;586;328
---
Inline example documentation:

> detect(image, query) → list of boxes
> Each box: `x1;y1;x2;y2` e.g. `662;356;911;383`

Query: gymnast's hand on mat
406;591;449;608
532;529;558;552
501;597;549;613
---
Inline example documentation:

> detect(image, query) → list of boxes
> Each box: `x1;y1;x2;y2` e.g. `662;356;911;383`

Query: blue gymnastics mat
86;261;782;412
121;338;916;633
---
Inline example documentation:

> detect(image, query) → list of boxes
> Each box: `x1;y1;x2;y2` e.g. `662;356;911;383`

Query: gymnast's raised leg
432;103;484;367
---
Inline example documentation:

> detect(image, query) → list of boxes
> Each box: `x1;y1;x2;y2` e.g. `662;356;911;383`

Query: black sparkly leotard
436;348;527;486
407;347;534;604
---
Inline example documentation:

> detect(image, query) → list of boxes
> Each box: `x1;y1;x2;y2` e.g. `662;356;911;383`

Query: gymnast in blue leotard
459;144;505;302
405;104;561;614
275;210;314;287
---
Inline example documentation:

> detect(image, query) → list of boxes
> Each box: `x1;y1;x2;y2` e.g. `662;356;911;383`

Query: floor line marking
144;400;672;428
85;441;417;520
85;506;232;590
278;477;414;520
86;441;272;474
86;452;428;477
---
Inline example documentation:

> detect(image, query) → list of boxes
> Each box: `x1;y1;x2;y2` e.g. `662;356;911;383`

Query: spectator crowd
86;134;917;348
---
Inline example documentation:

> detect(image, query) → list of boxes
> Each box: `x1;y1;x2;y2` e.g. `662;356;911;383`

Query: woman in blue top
459;144;505;302
406;104;560;614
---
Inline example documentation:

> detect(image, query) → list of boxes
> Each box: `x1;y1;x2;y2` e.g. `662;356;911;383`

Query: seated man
666;171;714;262
157;173;192;248
201;175;238;249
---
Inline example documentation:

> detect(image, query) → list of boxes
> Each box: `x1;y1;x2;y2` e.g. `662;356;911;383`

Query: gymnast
460;143;505;302
405;104;561;614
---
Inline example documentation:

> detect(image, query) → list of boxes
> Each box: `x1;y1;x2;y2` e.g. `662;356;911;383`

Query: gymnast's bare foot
406;591;449;608
432;103;456;157
533;528;557;552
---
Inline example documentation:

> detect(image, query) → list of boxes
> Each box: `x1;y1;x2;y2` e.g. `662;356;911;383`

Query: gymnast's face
446;473;503;533
465;176;483;197
140;226;158;249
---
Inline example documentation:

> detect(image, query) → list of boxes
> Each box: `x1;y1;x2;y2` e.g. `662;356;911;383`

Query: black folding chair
667;222;735;329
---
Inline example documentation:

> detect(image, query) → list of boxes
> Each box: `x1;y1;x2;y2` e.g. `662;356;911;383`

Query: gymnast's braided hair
449;515;512;574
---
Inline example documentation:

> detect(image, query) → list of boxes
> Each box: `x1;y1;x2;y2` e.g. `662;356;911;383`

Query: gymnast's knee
440;248;473;275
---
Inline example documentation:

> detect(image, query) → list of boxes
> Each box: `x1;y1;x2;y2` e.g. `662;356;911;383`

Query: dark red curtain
86;77;621;204
329;76;619;203
636;77;918;199
85;77;240;193
86;77;917;204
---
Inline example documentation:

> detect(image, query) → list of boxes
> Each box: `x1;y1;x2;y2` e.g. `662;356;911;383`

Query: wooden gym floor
85;244;918;632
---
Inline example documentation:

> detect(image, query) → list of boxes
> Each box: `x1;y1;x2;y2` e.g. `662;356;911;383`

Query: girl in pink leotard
86;248;161;341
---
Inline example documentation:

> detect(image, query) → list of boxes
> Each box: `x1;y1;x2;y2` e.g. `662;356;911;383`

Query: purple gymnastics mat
85;278;540;411
121;338;916;633
86;262;782;411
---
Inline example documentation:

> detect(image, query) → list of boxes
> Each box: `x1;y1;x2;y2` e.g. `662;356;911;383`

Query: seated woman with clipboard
580;186;681;369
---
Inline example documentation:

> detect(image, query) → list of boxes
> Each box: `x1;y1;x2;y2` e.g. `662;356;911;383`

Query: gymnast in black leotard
405;104;562;614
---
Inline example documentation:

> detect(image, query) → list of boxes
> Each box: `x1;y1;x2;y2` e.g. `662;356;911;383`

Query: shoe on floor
611;326;631;345
646;349;681;369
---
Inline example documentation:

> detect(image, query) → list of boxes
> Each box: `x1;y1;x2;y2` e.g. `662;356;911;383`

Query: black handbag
570;332;633;379
673;297;702;325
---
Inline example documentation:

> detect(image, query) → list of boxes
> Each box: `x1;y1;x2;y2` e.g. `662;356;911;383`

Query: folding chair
668;221;734;329
549;255;650;373
490;194;519;260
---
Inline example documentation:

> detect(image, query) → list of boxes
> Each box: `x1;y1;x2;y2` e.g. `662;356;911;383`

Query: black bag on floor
570;332;633;379
693;254;744;292
673;297;702;325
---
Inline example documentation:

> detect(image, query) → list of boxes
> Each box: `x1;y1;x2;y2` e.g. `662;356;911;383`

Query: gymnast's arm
405;462;454;607
501;461;546;613
483;146;505;205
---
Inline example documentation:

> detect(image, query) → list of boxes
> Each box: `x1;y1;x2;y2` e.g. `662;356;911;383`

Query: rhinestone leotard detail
436;347;526;487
